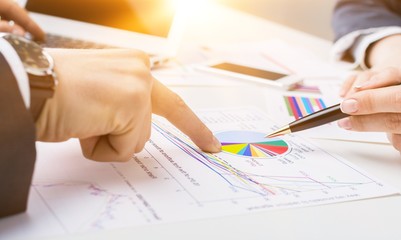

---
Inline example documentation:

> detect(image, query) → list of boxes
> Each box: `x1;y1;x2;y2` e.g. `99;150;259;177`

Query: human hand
0;0;44;40
338;67;401;152
37;48;220;162
339;67;401;97
339;34;401;97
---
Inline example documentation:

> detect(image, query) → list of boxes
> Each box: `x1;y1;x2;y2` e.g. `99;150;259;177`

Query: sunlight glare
170;0;211;16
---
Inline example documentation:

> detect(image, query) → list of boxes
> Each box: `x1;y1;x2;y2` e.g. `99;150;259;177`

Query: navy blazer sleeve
0;52;36;218
332;0;401;41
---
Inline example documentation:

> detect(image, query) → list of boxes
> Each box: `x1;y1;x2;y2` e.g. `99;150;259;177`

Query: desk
4;2;401;240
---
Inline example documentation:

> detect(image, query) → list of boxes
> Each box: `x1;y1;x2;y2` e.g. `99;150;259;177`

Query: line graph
32;179;152;233
9;108;396;240
151;121;374;197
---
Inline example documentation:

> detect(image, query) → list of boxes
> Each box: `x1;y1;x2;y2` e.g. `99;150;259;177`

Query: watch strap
29;74;55;121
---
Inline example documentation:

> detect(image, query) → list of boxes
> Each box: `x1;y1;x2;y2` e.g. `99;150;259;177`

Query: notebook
21;0;187;67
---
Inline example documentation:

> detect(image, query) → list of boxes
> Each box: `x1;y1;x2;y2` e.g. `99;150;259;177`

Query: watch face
4;34;52;75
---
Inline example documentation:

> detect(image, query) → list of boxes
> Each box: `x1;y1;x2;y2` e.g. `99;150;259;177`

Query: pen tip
265;125;291;138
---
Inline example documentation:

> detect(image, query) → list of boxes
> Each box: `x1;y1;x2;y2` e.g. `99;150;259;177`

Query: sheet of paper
259;39;343;79
153;41;285;87
201;39;351;80
152;65;249;87
156;39;352;88
0;107;397;240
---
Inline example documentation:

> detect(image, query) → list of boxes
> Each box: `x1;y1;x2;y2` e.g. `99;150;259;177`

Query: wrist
367;34;401;69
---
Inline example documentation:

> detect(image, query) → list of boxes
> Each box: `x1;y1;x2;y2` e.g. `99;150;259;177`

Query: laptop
20;0;187;67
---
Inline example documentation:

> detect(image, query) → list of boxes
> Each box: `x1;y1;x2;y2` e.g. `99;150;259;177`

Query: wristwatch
1;34;57;121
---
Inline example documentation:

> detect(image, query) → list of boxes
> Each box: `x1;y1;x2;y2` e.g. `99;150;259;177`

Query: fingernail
213;136;221;151
341;99;358;113
355;76;377;89
354;82;366;89
337;118;352;130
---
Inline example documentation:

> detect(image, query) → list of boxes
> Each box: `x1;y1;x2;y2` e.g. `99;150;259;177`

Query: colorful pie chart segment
216;130;289;158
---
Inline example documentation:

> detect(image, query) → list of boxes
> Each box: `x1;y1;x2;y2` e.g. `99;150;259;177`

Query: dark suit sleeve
0;52;36;218
332;0;401;41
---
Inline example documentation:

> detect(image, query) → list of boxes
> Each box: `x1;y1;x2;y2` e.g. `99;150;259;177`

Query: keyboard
39;33;169;68
40;33;115;49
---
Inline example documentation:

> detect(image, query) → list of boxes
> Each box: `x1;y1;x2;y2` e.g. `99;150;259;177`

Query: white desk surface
5;2;401;240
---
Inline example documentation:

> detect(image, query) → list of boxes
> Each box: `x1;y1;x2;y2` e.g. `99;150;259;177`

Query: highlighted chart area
216;130;289;158
284;96;326;120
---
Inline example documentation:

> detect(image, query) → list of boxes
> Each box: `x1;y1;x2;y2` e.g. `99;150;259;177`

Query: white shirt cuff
331;26;401;69
0;37;30;108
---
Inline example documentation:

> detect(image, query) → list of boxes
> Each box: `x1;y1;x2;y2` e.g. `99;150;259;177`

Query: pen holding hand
268;66;401;155
336;67;401;151
267;67;401;138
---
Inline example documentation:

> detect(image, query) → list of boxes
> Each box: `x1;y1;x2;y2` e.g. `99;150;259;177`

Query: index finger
0;0;44;40
151;79;221;153
355;67;401;90
343;71;374;97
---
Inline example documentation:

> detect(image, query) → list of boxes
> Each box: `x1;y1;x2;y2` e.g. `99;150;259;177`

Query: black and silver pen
266;103;349;138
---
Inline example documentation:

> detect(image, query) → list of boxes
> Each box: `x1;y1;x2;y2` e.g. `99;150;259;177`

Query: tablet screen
211;62;287;81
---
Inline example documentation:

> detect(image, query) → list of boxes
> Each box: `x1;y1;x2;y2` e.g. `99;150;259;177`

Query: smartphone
197;61;302;90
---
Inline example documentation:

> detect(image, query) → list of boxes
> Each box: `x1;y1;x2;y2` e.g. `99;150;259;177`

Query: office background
218;0;337;40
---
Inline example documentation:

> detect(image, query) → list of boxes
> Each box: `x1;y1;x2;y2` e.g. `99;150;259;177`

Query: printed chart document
0;107;398;240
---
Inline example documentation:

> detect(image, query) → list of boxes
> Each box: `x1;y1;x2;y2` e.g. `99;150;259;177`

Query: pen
266;103;349;138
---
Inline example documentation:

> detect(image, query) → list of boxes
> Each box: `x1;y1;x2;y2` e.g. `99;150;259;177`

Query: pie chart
216;130;290;158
